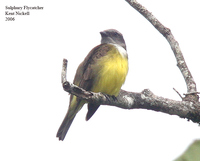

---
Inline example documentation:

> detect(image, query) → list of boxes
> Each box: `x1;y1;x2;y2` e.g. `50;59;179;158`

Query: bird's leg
101;93;118;102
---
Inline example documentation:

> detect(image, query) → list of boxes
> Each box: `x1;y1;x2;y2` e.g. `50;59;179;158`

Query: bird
56;29;129;141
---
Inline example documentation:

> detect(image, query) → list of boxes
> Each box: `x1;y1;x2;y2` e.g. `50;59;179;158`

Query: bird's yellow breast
91;44;128;96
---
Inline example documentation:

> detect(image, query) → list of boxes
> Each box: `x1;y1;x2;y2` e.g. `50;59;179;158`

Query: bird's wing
73;44;110;90
72;44;111;120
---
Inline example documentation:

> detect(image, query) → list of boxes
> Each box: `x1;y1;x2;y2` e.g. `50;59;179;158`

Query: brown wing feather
72;44;111;120
74;44;110;90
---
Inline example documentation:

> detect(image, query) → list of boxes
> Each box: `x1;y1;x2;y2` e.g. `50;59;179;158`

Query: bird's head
100;29;126;50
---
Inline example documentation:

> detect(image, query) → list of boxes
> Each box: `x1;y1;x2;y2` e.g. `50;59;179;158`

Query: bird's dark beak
100;31;108;37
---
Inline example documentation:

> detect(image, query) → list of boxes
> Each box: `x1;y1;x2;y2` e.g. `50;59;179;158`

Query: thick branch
61;1;200;126
62;59;200;124
125;0;198;101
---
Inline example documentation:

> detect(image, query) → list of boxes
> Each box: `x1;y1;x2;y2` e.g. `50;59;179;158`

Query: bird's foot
101;93;117;101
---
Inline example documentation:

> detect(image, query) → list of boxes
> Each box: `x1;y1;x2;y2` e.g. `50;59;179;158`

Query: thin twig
61;59;68;84
173;88;183;99
125;0;198;98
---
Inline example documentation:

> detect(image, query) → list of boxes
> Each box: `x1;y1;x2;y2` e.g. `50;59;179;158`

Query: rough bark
61;0;200;124
125;0;199;102
62;59;200;124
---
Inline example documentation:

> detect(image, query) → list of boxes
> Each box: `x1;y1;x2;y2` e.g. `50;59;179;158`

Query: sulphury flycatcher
57;29;128;141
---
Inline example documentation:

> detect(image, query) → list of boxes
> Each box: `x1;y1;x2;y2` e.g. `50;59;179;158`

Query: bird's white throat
113;44;128;58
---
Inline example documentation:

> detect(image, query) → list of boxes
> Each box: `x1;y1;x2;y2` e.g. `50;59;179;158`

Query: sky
1;0;200;160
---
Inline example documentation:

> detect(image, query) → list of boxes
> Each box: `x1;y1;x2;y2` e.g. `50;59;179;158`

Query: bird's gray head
100;29;126;50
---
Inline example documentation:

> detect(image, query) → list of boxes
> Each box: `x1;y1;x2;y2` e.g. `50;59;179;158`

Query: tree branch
62;58;200;124
61;1;200;125
125;0;199;102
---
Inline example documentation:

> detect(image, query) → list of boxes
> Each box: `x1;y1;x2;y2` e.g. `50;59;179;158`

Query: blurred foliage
174;140;200;161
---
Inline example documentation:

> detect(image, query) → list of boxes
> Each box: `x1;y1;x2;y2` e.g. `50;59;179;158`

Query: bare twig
60;1;200;126
125;0;198;101
61;59;68;84
61;59;93;98
61;59;200;124
173;88;183;99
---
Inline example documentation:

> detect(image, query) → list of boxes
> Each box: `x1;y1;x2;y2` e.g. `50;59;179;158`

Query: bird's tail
56;113;75;141
56;96;85;141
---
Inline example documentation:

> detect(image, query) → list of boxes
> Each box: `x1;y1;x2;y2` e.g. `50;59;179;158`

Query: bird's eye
114;32;118;37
